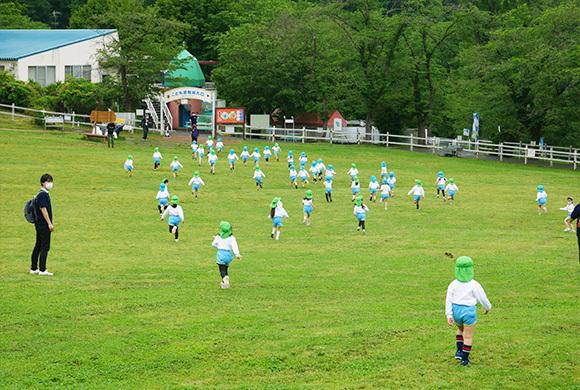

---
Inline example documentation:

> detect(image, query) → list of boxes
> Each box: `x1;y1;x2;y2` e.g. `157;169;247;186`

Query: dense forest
1;0;579;146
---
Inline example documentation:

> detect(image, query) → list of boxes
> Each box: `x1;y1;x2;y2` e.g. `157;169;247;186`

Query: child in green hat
124;155;134;177
211;221;242;289
188;171;205;198
445;256;492;366
169;156;184;179
407;179;425;209
272;143;281;162
353;195;369;234
268;197;289;240
153;147;163;171
302;190;315;226
445;178;459;205
161;195;185;242
253;165;265;190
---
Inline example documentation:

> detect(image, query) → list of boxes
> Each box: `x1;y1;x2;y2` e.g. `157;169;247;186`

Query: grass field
1;126;579;389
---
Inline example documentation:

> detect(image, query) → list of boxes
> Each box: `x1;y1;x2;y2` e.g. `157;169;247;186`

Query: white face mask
45;182;53;190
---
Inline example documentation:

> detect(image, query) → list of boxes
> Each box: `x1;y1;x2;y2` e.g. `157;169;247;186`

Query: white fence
218;125;579;170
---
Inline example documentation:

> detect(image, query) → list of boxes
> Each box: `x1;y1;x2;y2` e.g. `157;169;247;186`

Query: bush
0;71;39;107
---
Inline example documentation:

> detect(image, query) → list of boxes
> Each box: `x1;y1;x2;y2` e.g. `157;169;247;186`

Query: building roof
295;110;347;128
163;49;205;88
0;29;117;60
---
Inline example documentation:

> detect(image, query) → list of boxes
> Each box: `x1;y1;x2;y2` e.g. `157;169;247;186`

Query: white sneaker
220;281;226;289
174;239;179;242
223;276;230;289
30;269;39;274
39;270;53;276
357;226;361;231
564;228;571;232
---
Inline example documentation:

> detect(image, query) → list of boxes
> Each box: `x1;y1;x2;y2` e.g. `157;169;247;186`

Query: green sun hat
154;147;159;152
351;163;356;168
275;143;279;147
255;165;260;170
173;156;178;161
355;195;363;206
127;155;132;160
208;135;212;141
220;221;232;238
171;195;179;205
306;190;313;199
194;171;199;177
270;197;281;208
415;179;422;186
450;178;455;184
455;256;474;282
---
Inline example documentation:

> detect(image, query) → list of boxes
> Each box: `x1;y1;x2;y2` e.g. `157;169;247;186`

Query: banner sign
471;113;479;141
216;108;244;124
164;87;213;103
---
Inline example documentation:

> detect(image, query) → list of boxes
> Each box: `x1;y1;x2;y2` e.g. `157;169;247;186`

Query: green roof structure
163;48;205;88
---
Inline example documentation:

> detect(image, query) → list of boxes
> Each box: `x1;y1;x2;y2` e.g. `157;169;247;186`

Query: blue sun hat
438;171;444;178
265;146;269;150
243;146;248;151
318;158;322;163
312;161;317;167
389;171;394;178
289;150;293;156
455;256;474;283
254;147;259;153
291;165;295;170
301;152;306;157
193;140;197;144
326;176;332;182
218;138;222;142
382;161;386;167
538;185;544;191
229;149;235;154
160;183;166;191
300;166;305;170
329;164;333;170
382;179;387;184
371;175;377;183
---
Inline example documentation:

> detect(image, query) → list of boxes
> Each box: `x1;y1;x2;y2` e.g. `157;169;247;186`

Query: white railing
142;98;159;127
0;102;91;128
159;94;173;132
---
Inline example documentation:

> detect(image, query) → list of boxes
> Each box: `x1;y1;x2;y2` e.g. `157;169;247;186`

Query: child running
379;179;392;210
197;145;205;165
212;221;242;290
316;158;326;181
191;141;198;159
169;156;184;179
287;150;294;168
215;138;224;156
407;179;425;209
228;149;239;171
161;195;185;242
124;155;134;178
289;165;298;189
264;146;272;165
156;182;170;215
435;171;448;200
446;256;492;366
309;160;319;183
536;185;548;214
302;190;315;226
351;176;361;201
240;146;250;166
347;163;358;182
250;147;261;166
324;176;333;202
368;176;380;203
387;171;396;196
268;197;289;240
299;152;308;167
560;197;575;232
380;161;387;180
153;147;163;171
273;143;281;162
253;165;265;190
208;149;218;174
353;195;369;234
298;166;310;187
445;178;459;205
326;164;337;179
188;171;205;198
206;135;214;149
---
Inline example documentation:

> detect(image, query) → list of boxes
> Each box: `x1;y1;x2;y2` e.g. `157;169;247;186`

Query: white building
0;29;118;86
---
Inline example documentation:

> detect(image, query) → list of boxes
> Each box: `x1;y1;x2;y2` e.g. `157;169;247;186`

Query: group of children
536;186;576;232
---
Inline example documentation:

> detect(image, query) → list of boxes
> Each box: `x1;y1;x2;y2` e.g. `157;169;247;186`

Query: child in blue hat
434;171;448;200
228;149;239;172
250;147;261;166
263;146;272;164
368;175;380;203
536;185;548;214
240;146;250;166
387;171;396;196
289;165;298;189
215;138;224;156
324;176;333;202
309;160;319;183
379;179;392;210
298;166;310;187
156;182;170;214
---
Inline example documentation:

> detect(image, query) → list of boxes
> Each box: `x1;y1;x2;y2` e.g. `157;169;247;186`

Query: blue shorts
125;165;132;171
389;183;395;190
199;153;204;158
452;304;477;326
216;249;234;266
303;205;312;214
172;166;178;171
300;176;308;181
243;157;248;162
168;215;181;227
449;190;455;197
275;151;280;155
159;198;168;206
370;189;378;194
539;198;547;205
414;194;421;201
229;158;236;164
253;157;259;162
356;212;366;221
290;176;296;182
255;177;262;183
192;184;200;190
273;216;283;227
438;184;445;190
217;147;223;151
351;175;357;179
325;188;332;194
381;173;387;177
210;161;216;166
381;193;389;199
353;188;360;194
154;158;160;163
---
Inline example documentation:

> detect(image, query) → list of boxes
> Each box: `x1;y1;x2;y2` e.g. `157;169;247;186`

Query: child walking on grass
289;165;298;189
156;182;170;215
435;171;448;200
228;149;239;171
446;256;492;366
379;179;392;210
445;178;459;205
302;190;315;226
273;143;281;162
368;176;379;203
264;146;272;164
347;163;358;181
380;161;387;180
351;176;361;201
212;221;242;290
216;138;224;156
253;165;265;190
287;150;294;168
407;179;425;209
250;147;261;166
240;146;250;166
560;197;575;232
326;164;337;179
536;185;548;214
198;145;205;165
188;171;205;198
309;161;319;183
161;196;184;242
191;141;198;159
324;176;333;202
208;149;218;174
353;195;369;234
153;147;162;171
124;155;134;177
387;171;396;196
269;197;289;240
169;156;183;179
298;166;310;187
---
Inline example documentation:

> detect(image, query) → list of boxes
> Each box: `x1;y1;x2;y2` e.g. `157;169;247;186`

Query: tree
0;71;39;107
0;2;50;28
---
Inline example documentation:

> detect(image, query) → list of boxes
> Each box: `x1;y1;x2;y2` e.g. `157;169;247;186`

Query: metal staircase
143;95;173;133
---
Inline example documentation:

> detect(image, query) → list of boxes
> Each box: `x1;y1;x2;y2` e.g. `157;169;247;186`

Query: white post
410;134;413;151
475;141;479;159
574;150;577;170
272;126;276;142
212;93;216;139
432;137;436;154
550;147;553;167
357;130;361;144
11;103;15;121
499;142;503;161
524;146;528;165
330;129;333;144
386;132;389;148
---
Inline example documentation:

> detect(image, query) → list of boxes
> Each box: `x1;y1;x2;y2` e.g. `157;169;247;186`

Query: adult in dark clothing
141;113;154;140
570;203;580;264
190;113;199;143
106;122;116;148
31;174;54;276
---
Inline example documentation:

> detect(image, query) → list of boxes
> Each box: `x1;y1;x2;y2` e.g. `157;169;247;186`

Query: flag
472;113;479;141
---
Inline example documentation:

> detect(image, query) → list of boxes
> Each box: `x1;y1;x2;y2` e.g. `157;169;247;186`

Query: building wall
9;32;118;84
168;100;203;129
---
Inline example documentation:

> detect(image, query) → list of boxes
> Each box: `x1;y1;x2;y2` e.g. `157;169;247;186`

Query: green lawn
1;129;579;389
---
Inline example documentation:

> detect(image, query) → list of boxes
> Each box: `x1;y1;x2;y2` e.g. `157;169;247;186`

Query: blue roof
0;29;117;60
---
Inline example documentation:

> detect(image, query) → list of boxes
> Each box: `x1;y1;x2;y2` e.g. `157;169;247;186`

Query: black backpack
24;196;37;223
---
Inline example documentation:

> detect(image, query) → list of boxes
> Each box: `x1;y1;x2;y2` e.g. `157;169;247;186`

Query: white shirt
287;155;294;163
228;153;239;160
212;235;240;255
273;146;281;154
347;168;358;176
351;181;360;190
188;177;205;186
240;151;250;159
250;151;261;159
264;150;272;158
206;140;214;148
445;279;492;318
289;169;297;178
198;147;205;155
381;167;387;176
536;191;547;201
326;169;336;178
316;162;326;172
298;170;310;179
161;204;184;221
191;143;198;151
436;177;448;186
353;204;369;214
387;177;397;185
309;166;319;174
407;185;425;197
208;154;218;163
156;189;170;199
302;198;314;207
153;152;163;159
216;141;224;149
253;170;265;179
380;184;391;195
299;156;308;164
270;204;289;218
124;160;133;168
560;203;575;213
445;184;458;193
369;181;380;191
324;181;333;190
170;161;183;168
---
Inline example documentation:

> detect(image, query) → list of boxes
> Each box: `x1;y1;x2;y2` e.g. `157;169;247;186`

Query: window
65;65;91;81
0;65;5;71
28;66;56;87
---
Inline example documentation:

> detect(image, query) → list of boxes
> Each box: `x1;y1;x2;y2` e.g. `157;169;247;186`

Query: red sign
216;108;244;124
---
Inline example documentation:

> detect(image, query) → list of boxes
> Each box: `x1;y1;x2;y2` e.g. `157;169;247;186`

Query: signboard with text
216;108;245;124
